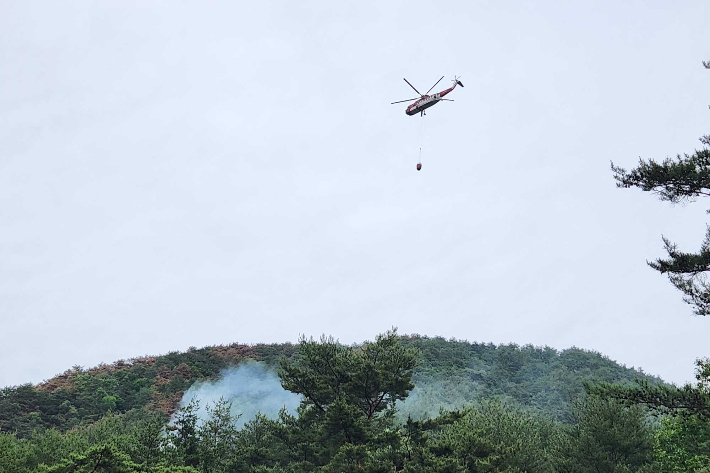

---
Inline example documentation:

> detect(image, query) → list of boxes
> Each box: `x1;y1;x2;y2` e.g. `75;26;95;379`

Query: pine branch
612;128;710;315
588;379;710;419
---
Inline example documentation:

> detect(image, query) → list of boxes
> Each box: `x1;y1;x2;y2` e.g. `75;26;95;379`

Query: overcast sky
1;1;709;388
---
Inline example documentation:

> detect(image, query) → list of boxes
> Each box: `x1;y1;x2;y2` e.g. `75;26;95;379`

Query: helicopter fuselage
405;84;456;116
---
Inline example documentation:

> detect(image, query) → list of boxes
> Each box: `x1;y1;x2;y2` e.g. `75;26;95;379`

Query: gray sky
1;1;709;388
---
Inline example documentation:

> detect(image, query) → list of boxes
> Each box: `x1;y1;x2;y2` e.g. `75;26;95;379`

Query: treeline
399;336;657;422
1;331;708;473
0;343;296;437
0;335;655;438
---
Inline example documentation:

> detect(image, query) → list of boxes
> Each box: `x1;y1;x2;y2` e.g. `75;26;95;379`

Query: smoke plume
178;361;301;428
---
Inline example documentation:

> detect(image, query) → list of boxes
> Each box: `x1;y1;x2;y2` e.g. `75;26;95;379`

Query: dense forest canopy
1;330;707;473
0;334;658;438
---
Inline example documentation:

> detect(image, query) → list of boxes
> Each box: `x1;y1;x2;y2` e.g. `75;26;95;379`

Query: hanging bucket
416;163;422;171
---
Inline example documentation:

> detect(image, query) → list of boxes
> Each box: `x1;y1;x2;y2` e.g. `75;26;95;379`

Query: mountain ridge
0;335;662;438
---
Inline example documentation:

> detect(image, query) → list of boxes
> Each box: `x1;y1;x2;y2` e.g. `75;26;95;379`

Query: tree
551;396;654;473
25;427;88;471
166;399;200;469
275;329;418;469
128;411;167;468
0;432;29;473
458;401;555;472
235;413;285;471
279;329;418;424
399;411;467;473
399;405;550;473
653;415;710;473
197;398;240;473
590;358;710;471
590;358;710;420
611;61;710;315
36;444;140;473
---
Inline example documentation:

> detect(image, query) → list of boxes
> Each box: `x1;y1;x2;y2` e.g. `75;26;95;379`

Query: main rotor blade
403;78;422;96
440;99;454;101
425;76;445;95
391;98;419;104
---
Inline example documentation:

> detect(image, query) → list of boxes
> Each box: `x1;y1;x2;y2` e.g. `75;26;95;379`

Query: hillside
398;337;661;422
0;335;661;437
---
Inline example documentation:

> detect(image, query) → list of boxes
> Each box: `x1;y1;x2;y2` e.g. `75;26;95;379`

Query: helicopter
391;76;464;117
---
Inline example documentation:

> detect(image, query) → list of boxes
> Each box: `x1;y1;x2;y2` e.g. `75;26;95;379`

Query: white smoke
178;361;301;428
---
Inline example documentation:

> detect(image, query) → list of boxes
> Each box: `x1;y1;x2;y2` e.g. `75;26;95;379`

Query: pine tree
128;412;165;469
611;61;710;315
197;397;240;473
279;328;418;423
552;396;654;473
276;329;418;470
590;357;710;419
37;444;140;473
167;399;200;469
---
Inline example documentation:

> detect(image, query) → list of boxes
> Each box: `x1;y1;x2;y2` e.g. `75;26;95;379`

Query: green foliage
197;397;240;473
607;74;710;466
591;358;710;472
25;426;89;469
590;358;710;419
552;396;655;473
611;135;710;205
36;444;140;473
167;399;200;468
397;404;546;473
611;62;710;315
463;401;555;472
0;342;298;439
126;411;166;468
648;227;710;317
653;416;710;473
1;334;660;445
268;330;418;472
0;432;29;473
280;329;418;421
0;384;77;437
398;336;655;422
0;331;691;473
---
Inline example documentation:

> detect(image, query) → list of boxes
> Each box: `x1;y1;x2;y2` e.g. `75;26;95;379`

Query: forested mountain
0;335;658;438
1;331;707;472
